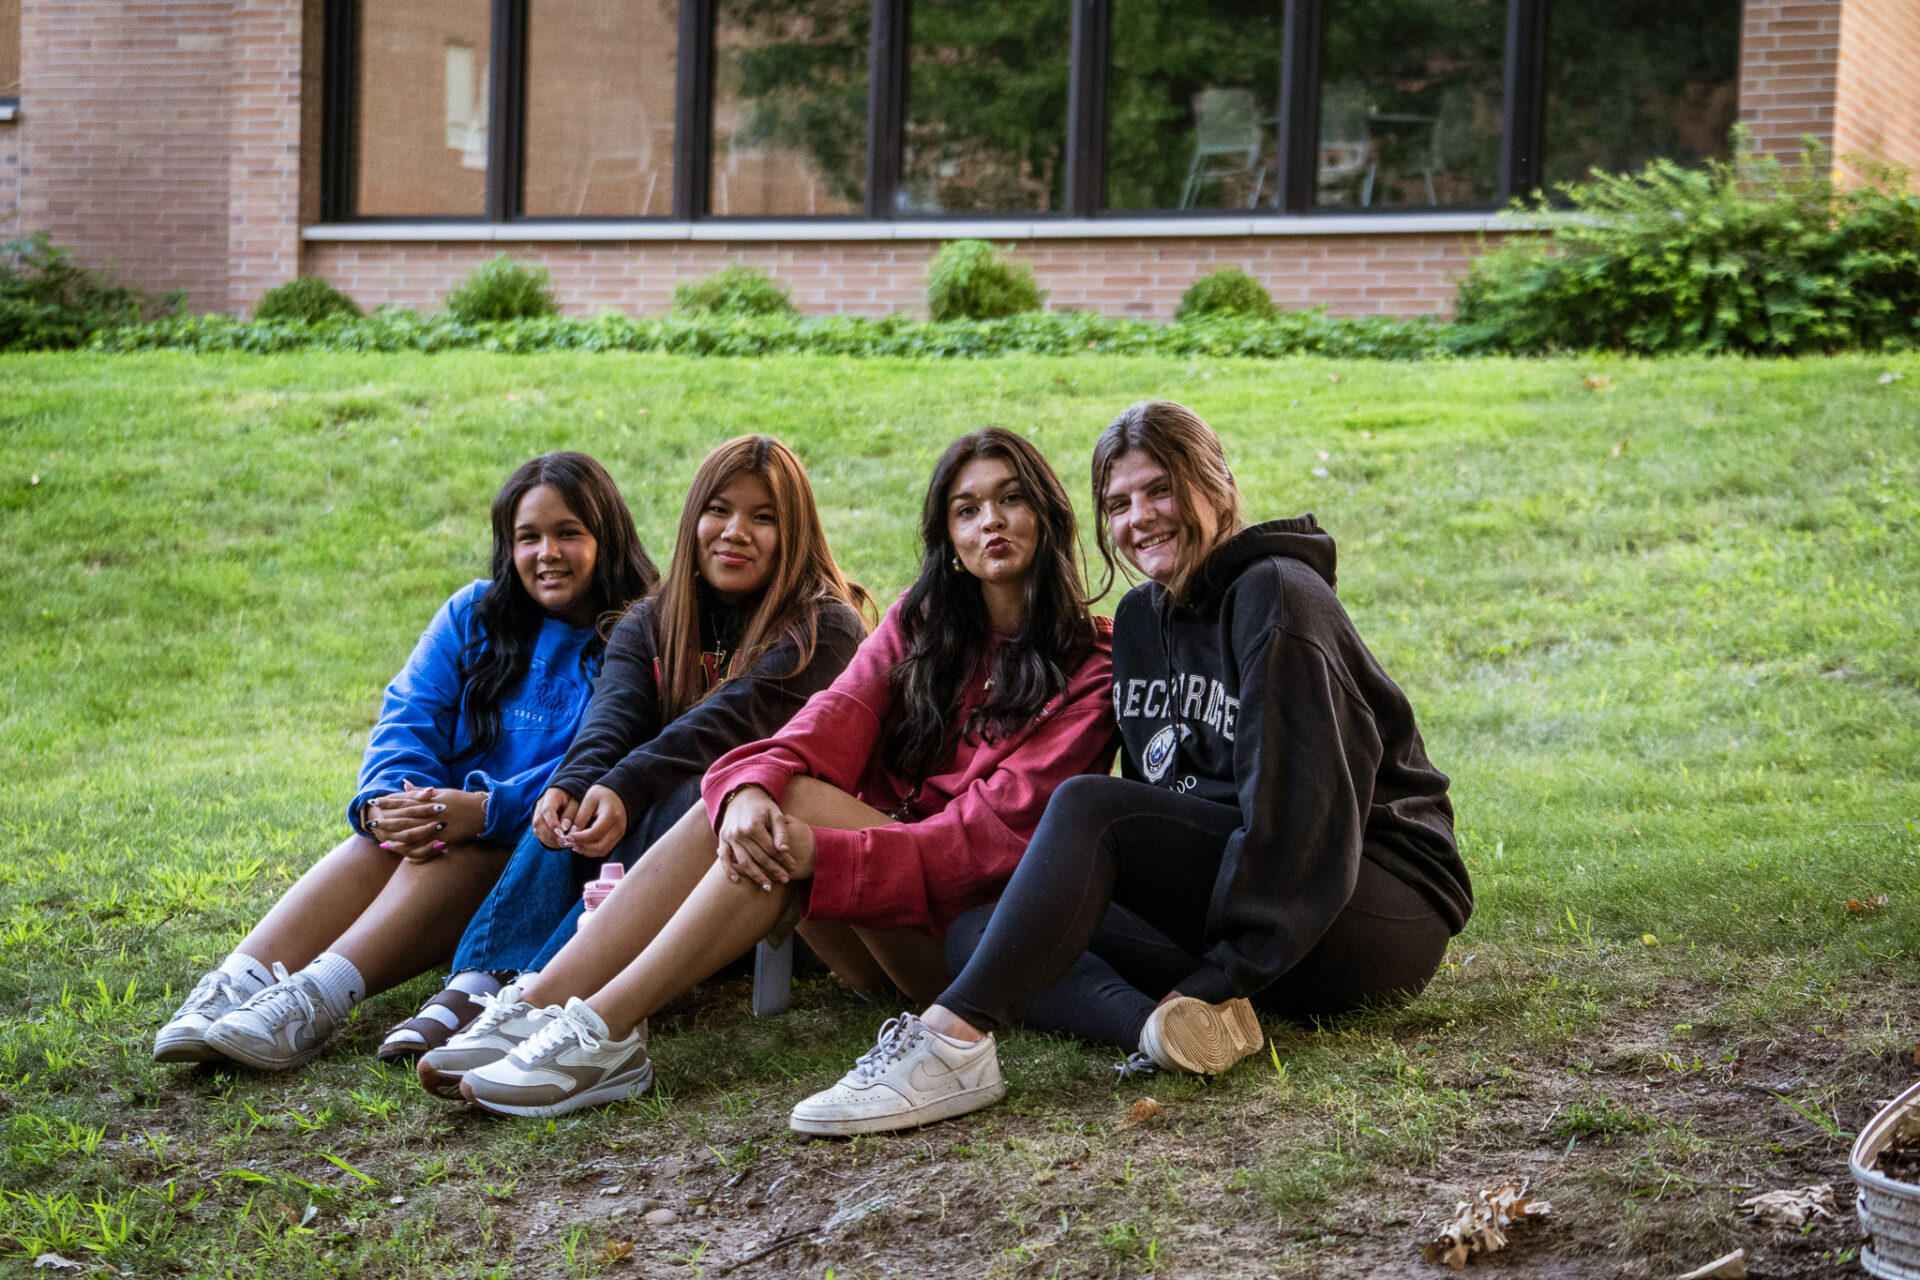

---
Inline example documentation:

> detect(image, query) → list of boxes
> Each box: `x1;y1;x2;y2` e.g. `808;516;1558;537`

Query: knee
942;903;995;976
1042;774;1124;828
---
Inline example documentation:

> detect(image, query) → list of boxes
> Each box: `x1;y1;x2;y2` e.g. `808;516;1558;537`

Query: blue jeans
451;774;708;974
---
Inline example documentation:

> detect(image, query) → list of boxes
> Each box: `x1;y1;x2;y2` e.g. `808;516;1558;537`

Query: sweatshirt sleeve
545;607;664;805
804;642;1118;935
1176;623;1382;1005
463;757;565;844
594;604;866;818
347;585;478;836
702;606;908;824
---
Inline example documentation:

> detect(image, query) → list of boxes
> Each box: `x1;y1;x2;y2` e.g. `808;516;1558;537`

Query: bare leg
520;801;721;1008
796;921;889;997
849;927;951;1005
327;843;508;994
234;834;403;973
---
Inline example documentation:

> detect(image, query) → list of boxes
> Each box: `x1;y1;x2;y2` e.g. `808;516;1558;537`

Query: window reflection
710;0;867;216
901;0;1071;215
1543;0;1739;189
1107;2;1283;211
356;0;491;216
1317;0;1504;208
523;0;678;218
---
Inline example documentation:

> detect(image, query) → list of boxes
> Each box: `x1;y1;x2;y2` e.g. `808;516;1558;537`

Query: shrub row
92;306;1445;360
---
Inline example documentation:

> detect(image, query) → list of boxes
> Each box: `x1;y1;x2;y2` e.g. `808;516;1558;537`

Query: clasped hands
715;785;815;891
531;784;628;859
361;782;488;861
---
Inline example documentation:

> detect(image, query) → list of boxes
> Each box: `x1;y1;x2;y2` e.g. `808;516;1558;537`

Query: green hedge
91;306;1445;360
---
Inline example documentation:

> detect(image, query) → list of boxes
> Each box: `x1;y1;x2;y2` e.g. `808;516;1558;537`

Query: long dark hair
647;435;872;721
455;452;658;762
1090;399;1243;602
885;428;1094;785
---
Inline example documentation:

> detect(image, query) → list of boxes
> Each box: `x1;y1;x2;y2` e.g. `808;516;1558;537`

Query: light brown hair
1090;400;1244;601
647;435;871;721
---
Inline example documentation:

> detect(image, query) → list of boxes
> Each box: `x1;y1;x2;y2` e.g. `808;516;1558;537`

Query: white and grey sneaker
416;977;555;1100
1137;995;1262;1075
153;970;250;1064
789;1013;1006;1137
202;964;339;1071
459;997;652;1117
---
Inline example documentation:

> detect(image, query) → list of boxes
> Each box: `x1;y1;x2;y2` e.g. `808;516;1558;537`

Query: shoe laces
238;962;317;1027
1114;1051;1159;1080
850;1015;923;1084
461;984;531;1040
509;1000;596;1066
177;971;242;1018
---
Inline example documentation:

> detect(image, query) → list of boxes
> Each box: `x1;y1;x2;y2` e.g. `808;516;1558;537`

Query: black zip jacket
1110;516;1471;1004
547;588;866;823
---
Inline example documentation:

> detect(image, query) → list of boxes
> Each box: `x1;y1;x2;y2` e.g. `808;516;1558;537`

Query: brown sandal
375;973;515;1062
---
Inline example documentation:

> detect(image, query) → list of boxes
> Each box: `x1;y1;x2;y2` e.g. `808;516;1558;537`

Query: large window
322;0;1745;223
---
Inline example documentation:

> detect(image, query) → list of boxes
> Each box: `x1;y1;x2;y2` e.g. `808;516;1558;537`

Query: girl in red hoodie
449;428;1116;1117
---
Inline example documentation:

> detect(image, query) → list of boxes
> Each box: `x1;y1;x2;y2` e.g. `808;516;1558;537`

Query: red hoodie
702;604;1117;935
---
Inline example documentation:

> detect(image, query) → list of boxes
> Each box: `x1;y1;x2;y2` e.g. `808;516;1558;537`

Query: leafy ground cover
2;351;1917;1278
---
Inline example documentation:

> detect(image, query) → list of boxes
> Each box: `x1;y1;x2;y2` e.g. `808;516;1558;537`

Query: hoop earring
951;555;964;573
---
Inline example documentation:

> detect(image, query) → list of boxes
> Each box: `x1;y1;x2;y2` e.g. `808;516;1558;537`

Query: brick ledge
303;213;1526;243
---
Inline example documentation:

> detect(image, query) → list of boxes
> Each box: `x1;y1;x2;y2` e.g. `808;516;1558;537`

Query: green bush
673;264;798;318
1453;140;1920;355
253;275;362;324
0;232;157;352
926;239;1045;321
1175;267;1278;321
93;306;1444;360
445;255;560;323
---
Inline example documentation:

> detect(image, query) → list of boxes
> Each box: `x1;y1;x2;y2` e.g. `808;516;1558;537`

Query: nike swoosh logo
292;1023;321;1052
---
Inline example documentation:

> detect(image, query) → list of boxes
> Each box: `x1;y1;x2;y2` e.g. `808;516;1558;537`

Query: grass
2;349;1918;1277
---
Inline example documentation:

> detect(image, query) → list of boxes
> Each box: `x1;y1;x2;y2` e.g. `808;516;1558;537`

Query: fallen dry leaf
1610;440;1628;458
32;1256;83;1274
1677;1247;1746;1280
1117;1097;1163;1130
599;1240;634;1263
1845;894;1889;913
1422;1178;1552;1269
1584;375;1611;391
1327;372;1344;383
1740;1184;1837;1229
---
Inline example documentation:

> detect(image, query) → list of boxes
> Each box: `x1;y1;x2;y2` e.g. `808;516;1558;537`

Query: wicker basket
1853;1078;1920;1280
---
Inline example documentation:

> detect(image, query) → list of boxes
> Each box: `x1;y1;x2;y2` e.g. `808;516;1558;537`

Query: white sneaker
202;963;339;1071
459;997;652;1117
789;1014;1006;1137
1137;996;1263;1075
416;977;555;1100
153;970;249;1063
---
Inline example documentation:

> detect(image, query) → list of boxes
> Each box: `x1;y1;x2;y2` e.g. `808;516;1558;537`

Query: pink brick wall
1738;0;1841;161
226;0;306;315
305;232;1489;321
1834;0;1920;174
18;0;235;308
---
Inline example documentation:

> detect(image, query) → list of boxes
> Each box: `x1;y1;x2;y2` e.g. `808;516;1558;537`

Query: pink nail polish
380;842;394;850
431;841;447;850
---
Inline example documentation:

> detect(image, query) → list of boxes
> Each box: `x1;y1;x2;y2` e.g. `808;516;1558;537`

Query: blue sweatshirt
348;580;599;844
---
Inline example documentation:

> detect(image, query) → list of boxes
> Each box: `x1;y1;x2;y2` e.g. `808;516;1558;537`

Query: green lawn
3;351;1918;1278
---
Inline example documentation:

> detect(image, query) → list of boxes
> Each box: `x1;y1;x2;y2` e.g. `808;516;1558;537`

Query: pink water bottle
579;862;624;929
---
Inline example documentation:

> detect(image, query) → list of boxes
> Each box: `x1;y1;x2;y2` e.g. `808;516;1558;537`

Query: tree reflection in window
712;0;868;215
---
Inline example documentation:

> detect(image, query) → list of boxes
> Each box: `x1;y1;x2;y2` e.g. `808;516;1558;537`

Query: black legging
937;774;1452;1049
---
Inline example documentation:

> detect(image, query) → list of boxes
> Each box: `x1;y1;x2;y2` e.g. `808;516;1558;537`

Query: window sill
302;212;1530;244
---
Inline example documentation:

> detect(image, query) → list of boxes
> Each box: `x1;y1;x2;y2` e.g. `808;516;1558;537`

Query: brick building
2;0;1914;320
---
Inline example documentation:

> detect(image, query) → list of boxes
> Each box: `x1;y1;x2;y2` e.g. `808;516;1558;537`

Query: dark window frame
319;0;1734;224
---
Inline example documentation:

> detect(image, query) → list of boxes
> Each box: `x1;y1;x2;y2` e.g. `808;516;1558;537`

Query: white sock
929;1025;982;1050
217;952;273;1000
302;953;367;1021
447;969;505;999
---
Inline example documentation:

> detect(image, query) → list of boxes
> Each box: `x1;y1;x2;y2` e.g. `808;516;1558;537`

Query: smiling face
1102;449;1220;586
512;483;601;624
947;454;1039;595
696;471;780;605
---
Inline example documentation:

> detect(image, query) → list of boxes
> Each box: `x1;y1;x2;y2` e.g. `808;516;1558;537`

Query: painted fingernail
432;822;444;831
433;804;446;812
380;842;395;850
432;841;447;850
367;819;379;829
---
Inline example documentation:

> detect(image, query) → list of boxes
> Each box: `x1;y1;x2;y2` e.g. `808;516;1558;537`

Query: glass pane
901;0;1071;215
524;0;678;218
710;0;868;216
355;0;492;217
1542;0;1740;189
1107;3;1282;211
1317;0;1504;209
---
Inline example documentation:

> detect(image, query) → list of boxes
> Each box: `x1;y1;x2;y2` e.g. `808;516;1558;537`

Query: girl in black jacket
785;400;1471;1136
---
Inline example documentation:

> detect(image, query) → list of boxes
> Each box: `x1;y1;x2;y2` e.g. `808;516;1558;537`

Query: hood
1188;515;1338;605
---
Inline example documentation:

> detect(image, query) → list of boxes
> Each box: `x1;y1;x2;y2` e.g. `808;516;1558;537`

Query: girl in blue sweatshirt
153;452;658;1072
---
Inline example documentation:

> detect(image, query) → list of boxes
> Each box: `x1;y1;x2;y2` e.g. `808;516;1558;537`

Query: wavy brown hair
647;435;871;721
885;428;1095;785
1090;399;1244;603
